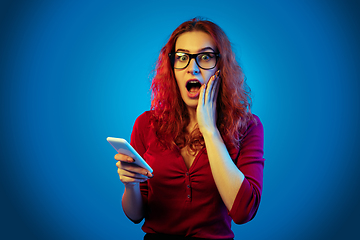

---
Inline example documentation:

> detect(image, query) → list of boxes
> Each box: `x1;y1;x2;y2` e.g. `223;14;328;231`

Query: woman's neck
187;106;198;132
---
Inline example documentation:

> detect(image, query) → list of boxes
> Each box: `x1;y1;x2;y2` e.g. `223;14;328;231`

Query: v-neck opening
182;147;206;171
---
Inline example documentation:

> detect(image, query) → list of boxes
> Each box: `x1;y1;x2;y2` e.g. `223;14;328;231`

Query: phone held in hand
107;137;153;173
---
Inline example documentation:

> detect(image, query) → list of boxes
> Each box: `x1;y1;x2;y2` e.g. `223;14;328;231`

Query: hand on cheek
196;70;221;135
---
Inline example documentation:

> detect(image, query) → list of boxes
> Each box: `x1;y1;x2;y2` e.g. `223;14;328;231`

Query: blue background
1;0;359;239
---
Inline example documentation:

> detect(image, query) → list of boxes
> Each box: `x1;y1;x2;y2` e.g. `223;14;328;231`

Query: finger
215;69;221;78
211;72;221;104
118;161;147;174
119;168;150;180
198;83;206;106
117;161;154;177
205;75;216;103
207;72;220;103
119;174;149;183
207;70;220;100
114;153;135;163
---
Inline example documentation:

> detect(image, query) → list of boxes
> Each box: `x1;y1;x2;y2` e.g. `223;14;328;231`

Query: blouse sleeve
229;115;265;224
130;112;147;159
127;112;150;223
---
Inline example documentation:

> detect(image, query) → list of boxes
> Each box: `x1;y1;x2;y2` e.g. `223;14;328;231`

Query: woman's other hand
197;70;221;135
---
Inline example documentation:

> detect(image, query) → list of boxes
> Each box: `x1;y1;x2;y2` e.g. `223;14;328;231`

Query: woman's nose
187;58;200;74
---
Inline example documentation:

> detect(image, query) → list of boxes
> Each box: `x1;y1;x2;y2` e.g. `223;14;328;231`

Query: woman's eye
202;55;209;60
176;54;188;62
180;56;188;61
200;54;212;61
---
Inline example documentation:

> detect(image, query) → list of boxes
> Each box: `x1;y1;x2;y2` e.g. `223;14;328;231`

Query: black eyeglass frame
168;52;221;70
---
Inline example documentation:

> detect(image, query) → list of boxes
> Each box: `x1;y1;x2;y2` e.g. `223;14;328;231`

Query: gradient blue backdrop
1;0;360;239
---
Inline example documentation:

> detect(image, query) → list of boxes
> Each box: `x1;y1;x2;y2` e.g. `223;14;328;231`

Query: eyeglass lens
173;52;217;69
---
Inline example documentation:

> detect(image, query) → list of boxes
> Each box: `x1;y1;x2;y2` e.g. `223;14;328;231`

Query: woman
115;18;264;240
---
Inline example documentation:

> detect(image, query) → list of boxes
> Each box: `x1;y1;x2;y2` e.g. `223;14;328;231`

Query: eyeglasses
169;52;220;70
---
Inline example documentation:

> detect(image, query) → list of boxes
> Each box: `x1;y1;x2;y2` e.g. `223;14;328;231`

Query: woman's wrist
201;127;221;141
124;182;140;189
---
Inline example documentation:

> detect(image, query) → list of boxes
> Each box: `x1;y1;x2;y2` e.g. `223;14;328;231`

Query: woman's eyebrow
175;47;215;53
176;48;189;53
198;47;215;52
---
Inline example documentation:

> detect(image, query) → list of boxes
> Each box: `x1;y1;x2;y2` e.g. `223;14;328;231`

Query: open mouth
186;80;202;94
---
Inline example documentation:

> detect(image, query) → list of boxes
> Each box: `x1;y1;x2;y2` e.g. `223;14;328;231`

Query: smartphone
107;137;153;173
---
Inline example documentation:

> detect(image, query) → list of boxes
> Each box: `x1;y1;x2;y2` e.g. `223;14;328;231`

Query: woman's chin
184;100;198;110
181;92;199;110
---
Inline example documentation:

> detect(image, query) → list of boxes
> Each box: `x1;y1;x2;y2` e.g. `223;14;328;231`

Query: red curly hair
150;17;254;152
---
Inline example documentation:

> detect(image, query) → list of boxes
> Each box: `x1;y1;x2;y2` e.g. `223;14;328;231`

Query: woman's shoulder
136;110;152;119
131;110;155;143
242;113;264;140
250;114;262;127
133;110;154;127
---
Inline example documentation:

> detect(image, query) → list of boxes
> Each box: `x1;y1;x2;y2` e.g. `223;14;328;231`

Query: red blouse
128;111;264;239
